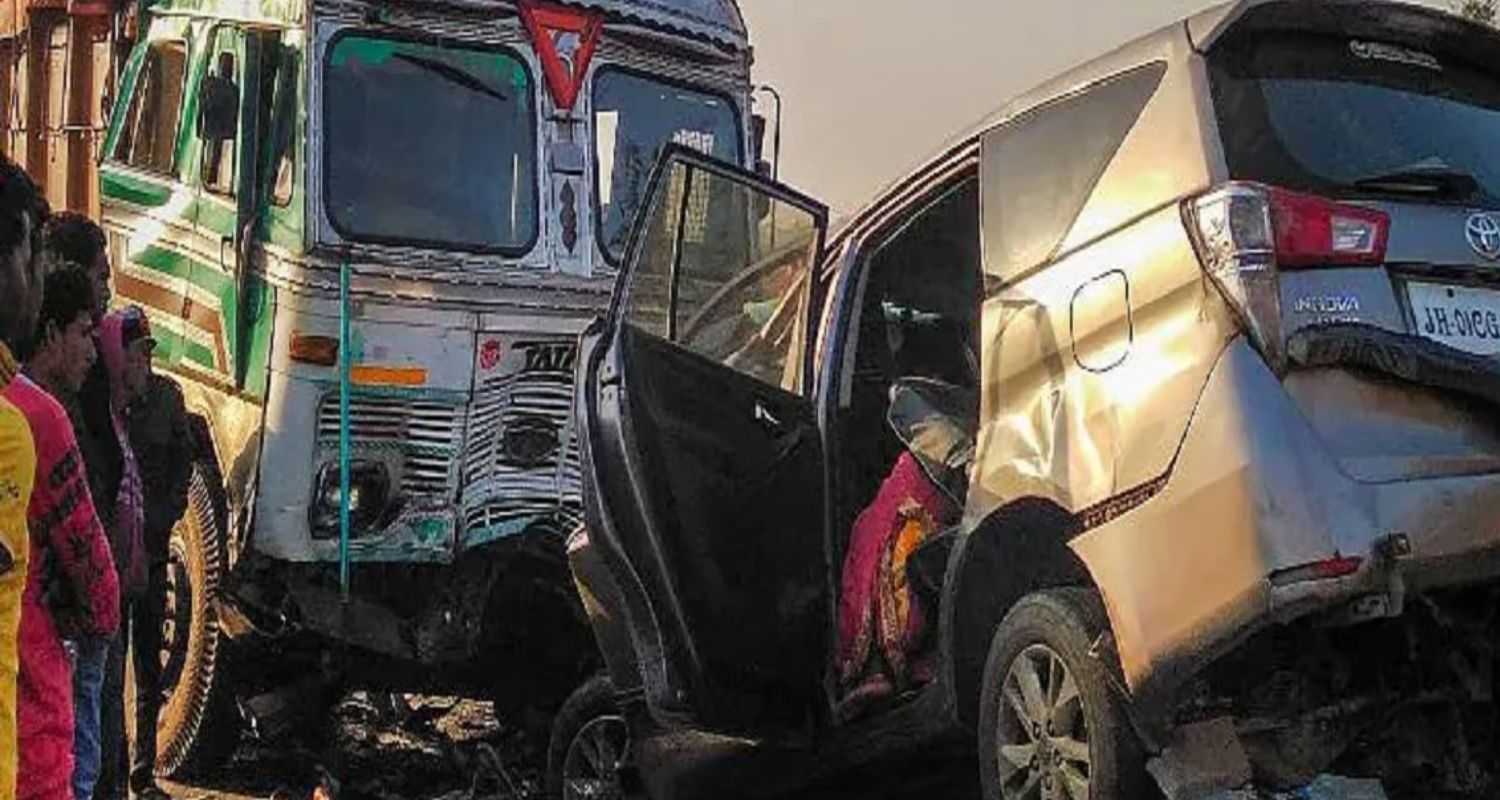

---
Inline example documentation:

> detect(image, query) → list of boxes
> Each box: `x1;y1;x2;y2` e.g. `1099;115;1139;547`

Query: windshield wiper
1351;167;1481;199
392;53;508;104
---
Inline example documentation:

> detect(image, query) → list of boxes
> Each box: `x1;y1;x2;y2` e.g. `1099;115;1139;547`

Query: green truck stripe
101;171;172;207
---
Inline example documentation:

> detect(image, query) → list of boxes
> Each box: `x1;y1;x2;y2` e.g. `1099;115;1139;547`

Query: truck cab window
322;35;538;253
113;40;188;174
201;44;240;196
593;70;740;264
269;48;299;207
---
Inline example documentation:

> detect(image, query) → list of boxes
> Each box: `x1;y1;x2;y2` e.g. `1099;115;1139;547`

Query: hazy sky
739;0;1449;215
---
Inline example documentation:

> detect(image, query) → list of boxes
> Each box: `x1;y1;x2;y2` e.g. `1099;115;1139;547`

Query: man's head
29;267;98;394
119;305;155;399
99;305;155;405
41;212;110;320
0;156;49;352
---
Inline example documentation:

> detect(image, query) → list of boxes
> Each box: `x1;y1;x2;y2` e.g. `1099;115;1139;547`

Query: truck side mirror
199;75;239;142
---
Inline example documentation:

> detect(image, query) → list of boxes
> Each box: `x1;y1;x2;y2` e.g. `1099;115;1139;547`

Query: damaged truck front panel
238;0;755;636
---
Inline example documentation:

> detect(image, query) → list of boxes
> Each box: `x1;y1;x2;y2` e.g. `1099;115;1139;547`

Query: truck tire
546;675;631;800
153;461;241;777
978;588;1148;800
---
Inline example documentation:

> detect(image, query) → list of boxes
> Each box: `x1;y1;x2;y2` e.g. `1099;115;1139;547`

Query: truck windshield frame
592;66;742;266
321;31;540;256
1210;33;1500;208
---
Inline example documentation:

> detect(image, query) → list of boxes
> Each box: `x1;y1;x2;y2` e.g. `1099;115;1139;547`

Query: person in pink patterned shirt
8;266;120;800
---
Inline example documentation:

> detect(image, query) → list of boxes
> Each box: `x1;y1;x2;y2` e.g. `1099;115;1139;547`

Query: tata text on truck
101;0;762;773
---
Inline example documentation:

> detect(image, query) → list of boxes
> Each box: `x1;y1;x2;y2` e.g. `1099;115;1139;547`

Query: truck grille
316;394;463;498
461;367;583;536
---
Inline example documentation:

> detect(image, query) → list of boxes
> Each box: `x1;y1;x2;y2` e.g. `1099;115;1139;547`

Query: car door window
623;158;822;394
112;40;189;174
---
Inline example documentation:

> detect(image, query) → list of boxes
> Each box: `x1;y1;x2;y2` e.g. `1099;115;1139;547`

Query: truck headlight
310;461;392;539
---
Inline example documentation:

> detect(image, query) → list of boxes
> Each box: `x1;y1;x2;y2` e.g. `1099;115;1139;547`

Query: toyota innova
556;1;1500;797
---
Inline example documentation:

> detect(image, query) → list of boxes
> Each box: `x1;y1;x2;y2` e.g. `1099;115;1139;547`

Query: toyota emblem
1467;212;1500;261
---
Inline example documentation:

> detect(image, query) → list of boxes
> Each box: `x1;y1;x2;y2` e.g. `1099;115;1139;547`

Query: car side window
624;160;822;395
112;40;189;174
981;62;1166;285
200;29;241;196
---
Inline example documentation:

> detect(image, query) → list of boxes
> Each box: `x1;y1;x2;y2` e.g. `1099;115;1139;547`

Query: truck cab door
99;31;195;371
192;23;269;390
576;146;832;735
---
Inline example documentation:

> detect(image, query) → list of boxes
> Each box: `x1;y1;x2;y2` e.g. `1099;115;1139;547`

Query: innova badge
1467;212;1500;261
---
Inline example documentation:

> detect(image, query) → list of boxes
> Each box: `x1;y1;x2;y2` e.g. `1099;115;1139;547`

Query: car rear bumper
1071;336;1500;715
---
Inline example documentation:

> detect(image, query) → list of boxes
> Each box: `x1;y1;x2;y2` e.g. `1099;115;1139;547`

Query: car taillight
1266;188;1388;267
1184;183;1390;371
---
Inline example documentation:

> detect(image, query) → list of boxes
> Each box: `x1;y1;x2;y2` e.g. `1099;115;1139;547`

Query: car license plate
1407;281;1500;356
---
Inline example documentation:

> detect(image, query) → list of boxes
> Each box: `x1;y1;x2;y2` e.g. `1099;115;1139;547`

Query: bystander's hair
34;267;95;345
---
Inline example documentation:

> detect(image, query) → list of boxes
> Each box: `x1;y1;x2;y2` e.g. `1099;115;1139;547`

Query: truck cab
101;0;763;775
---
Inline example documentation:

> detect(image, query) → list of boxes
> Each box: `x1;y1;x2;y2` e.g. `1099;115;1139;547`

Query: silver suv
555;1;1500;798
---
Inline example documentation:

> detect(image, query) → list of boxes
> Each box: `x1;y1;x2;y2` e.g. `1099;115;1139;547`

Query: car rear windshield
1209;34;1500;207
323;35;538;254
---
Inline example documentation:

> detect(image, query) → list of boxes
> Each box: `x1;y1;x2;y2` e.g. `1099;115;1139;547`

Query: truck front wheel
151;460;242;777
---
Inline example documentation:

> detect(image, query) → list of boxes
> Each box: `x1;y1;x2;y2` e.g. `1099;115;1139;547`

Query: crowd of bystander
0;154;193;800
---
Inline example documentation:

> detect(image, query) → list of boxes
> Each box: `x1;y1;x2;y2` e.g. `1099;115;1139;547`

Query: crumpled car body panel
1069;335;1500;713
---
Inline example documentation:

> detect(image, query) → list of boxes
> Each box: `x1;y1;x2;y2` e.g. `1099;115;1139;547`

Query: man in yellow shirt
0;157;49;800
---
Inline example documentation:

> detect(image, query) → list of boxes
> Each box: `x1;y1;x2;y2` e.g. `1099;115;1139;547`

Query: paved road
154;693;986;800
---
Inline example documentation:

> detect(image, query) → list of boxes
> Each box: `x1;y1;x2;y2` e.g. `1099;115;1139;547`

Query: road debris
170;692;542;800
1207;774;1389;800
1148;717;1254;800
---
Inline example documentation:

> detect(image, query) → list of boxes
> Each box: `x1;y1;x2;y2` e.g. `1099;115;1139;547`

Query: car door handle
755;400;812;466
753;400;784;433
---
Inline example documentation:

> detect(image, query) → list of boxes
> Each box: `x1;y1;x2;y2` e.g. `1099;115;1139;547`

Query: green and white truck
101;0;761;772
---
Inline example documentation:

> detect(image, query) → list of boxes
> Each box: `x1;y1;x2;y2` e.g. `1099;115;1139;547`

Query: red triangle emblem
518;0;605;112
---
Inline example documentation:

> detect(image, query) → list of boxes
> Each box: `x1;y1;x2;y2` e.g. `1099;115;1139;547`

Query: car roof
832;0;1495;248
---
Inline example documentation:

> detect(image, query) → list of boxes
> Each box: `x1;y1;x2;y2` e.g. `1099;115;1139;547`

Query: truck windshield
1210;34;1500;206
594;70;740;264
323;35;538;253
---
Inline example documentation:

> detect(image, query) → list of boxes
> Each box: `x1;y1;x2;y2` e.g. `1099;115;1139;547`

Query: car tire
978;587;1147;800
546;675;632;800
483;546;596;746
153;461;241;777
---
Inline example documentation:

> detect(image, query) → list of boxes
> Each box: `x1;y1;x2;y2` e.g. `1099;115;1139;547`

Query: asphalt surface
155;690;984;792
158;693;984;800
156;692;1480;800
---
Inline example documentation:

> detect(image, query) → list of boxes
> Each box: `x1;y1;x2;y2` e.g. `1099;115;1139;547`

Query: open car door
576;145;831;735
